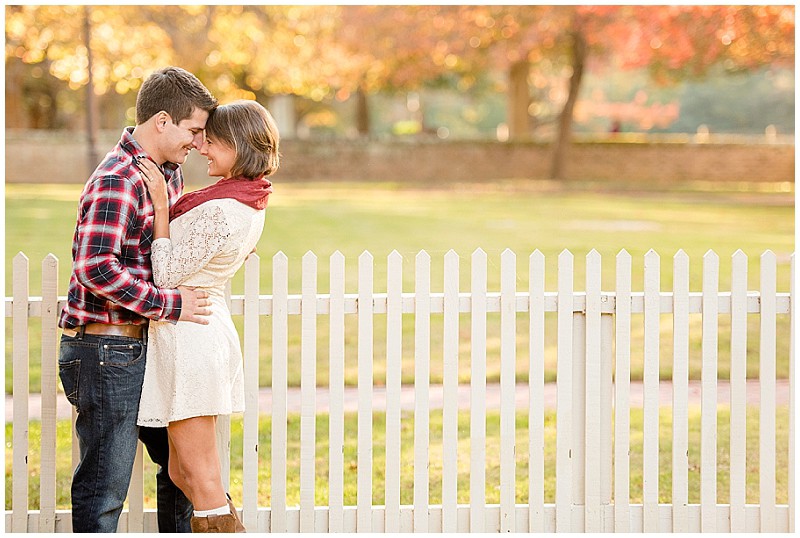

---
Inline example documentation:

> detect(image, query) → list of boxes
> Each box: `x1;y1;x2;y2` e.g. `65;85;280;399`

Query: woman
135;100;279;533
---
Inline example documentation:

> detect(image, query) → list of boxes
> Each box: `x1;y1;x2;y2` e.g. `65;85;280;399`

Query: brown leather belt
63;323;146;339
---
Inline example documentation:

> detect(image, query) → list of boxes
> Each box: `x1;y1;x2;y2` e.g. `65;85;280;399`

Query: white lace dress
137;198;265;427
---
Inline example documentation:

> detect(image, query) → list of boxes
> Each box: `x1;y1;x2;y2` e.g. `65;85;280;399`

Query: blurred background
5;5;795;185
5;7;796;510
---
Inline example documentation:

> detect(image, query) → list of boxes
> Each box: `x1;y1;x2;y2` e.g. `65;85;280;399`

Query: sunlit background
6;5;794;147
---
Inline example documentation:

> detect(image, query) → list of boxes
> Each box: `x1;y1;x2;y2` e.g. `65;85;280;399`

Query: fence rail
5;249;795;533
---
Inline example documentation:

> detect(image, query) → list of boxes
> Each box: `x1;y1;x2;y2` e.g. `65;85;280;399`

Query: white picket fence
5;249;795;533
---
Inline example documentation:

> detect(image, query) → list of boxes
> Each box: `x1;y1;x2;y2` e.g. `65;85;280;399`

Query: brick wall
5;130;794;185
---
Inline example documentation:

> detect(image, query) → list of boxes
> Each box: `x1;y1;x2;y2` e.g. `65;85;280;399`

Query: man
58;66;217;533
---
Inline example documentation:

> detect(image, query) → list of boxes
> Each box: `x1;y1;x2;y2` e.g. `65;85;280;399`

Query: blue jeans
58;331;193;532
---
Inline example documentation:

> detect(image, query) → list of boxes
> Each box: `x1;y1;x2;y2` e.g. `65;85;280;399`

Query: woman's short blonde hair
205;100;280;179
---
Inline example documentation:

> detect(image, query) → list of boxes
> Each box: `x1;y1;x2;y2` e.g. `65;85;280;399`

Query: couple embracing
58;67;279;533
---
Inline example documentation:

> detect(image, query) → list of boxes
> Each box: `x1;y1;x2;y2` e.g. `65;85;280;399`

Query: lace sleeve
150;204;231;288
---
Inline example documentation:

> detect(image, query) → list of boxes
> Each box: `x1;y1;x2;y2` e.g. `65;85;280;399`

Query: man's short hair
205;100;280;179
135;66;217;125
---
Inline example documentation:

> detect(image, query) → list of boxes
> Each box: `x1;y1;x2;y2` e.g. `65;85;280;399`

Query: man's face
160;107;209;165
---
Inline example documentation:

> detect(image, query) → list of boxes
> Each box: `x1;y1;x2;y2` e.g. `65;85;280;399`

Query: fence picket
643;250;660;532
271;252;289;532
357;251;374;532
556;249;574;532
701;251;719;532
529;251;545;532
572;307;586;528
329;252;346;532
72;407;79;472
39;254;58;532
729;250;748;532
300;252;318;532
585;250;602;532
242;254;260;529
500;249;516;533
12;253;30;533
414;250;431;532
4;249;795;534
442;250;460;532
601;311;613;530
127;444;144;532
470;249;487;532
672;250;690;532
760;250;777;532
217;281;233;490
614;250;632;532
385;251;403;532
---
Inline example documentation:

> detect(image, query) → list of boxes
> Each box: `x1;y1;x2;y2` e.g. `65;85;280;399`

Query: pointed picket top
761;250;777;284
416;249;431;262
303;250;317;262
587;250;601;279
472;248;487;265
531;249;544;260
644;249;660;266
617;248;631;261
330;252;345;278
388;250;403;263
273;250;288;263
42;253;58;274
472;247;486;257
673;250;689;279
13;251;28;264
359;250;374;263
445;249;459;263
558;249;574;261
501;248;516;263
731;249;747;266
703;249;719;261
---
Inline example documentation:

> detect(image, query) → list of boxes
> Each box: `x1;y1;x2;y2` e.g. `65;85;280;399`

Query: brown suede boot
190;512;238;533
190;498;246;533
226;496;247;532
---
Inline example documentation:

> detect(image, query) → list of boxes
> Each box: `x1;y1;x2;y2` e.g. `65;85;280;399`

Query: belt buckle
62;327;78;338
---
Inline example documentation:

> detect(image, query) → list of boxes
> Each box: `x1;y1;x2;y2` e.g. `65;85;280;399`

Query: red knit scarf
169;175;272;221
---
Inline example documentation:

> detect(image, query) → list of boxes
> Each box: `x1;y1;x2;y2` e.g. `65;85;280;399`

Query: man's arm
73;175;204;322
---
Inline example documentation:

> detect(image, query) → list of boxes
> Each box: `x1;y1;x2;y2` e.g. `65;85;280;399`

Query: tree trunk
507;60;530;140
355;83;370;136
550;27;587;180
84;6;99;174
5;59;28;128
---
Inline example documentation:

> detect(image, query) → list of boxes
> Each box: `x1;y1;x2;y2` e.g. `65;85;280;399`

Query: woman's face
199;135;236;179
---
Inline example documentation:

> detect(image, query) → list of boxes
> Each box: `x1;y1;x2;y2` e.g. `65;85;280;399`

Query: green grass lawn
5;406;790;510
5;181;793;393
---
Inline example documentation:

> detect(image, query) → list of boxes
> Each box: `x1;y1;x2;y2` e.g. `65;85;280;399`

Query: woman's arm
136;157;170;239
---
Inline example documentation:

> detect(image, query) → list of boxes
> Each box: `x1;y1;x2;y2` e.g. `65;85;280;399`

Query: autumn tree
338;5;478;135
554;6;794;179
464;5;794;179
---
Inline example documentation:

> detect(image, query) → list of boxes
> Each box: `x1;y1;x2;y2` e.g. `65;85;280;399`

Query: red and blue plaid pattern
59;127;185;328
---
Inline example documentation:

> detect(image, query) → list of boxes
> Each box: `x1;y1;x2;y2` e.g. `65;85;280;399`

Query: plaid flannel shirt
59;127;184;328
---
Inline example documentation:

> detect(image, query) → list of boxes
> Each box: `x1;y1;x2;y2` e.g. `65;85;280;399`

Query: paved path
5;380;790;422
